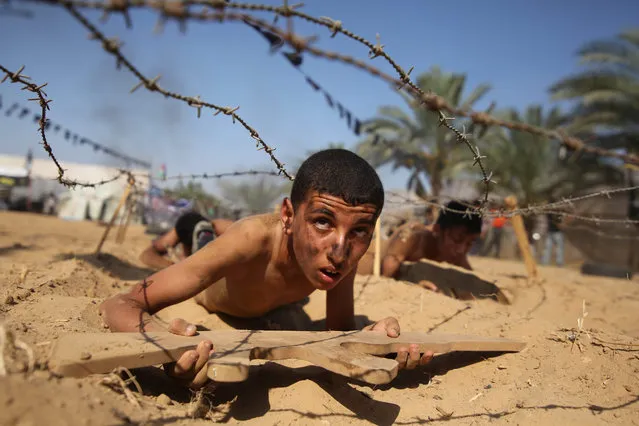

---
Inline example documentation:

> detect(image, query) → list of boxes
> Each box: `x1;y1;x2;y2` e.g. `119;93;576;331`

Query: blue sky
1;0;638;196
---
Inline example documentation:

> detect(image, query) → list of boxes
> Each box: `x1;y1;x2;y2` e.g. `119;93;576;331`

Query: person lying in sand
139;212;235;269
100;149;434;389
358;200;482;292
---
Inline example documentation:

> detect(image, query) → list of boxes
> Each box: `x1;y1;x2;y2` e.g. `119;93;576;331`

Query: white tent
57;178;133;222
0;154;150;221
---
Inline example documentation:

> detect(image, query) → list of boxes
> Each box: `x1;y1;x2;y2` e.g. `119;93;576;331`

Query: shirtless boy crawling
100;149;433;388
358;200;482;292
139;211;234;270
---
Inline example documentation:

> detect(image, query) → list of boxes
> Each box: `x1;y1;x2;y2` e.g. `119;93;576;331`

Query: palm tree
475;104;623;233
218;176;290;215
549;28;639;154
355;65;493;199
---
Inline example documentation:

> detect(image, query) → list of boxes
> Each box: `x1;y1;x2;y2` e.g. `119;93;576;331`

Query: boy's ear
280;197;294;235
432;223;441;237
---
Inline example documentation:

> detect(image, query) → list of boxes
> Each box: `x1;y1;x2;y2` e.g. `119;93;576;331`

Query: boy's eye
353;228;370;238
314;218;331;229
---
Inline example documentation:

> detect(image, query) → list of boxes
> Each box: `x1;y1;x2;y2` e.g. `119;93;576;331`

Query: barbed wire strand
38;1;639;183
384;186;639;226
0;64;63;181
48;0;639;168
134;169;283;181
59;3;294;181
11;1;639;224
26;0;491;203
381;210;639;241
0;64;146;188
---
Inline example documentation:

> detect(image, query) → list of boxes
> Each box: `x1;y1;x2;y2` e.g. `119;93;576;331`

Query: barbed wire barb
58;2;294;180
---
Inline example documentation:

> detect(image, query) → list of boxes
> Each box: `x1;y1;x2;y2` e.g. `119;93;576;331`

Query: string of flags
0;93;152;169
243;20;365;139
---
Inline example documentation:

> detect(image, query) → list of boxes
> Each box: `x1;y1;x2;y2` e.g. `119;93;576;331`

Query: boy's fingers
171;350;199;377
405;345;420;370
420;351;434;365
193;340;213;374
190;363;211;389
419;280;438;292
168;318;197;336
383;317;400;337
395;350;408;370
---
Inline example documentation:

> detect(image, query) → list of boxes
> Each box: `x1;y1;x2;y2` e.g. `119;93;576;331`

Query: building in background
0;153;150;224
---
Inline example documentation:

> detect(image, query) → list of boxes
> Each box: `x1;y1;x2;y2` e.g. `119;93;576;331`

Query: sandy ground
0;211;638;426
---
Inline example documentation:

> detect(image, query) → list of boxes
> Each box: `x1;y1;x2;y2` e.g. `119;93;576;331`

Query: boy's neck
270;215;305;280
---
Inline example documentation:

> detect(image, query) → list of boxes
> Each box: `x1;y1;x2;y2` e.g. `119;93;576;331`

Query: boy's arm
381;228;419;278
139;229;179;270
101;219;268;333
325;269;356;331
456;255;473;271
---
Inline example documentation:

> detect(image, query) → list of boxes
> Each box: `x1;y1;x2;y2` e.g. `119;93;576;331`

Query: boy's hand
417;280;439;292
363;317;434;370
162;318;214;389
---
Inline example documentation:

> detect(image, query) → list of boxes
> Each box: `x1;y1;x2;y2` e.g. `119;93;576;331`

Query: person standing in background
542;211;564;266
482;209;507;258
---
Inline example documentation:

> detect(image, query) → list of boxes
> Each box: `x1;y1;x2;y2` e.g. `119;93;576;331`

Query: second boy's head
280;149;384;290
432;200;482;261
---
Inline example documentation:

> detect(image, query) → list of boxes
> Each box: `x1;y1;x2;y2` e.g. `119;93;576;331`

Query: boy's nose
327;239;348;267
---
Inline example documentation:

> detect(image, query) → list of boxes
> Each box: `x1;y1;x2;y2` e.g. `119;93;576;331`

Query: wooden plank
397;258;513;304
49;329;525;385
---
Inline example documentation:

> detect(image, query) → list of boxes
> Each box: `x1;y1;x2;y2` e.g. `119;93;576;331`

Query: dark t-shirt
547;213;561;233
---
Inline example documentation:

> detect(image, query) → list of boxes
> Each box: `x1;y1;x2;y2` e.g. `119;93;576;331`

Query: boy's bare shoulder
392;220;427;242
223;213;279;250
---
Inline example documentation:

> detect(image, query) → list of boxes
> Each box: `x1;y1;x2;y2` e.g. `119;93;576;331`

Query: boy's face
282;191;378;290
434;225;478;261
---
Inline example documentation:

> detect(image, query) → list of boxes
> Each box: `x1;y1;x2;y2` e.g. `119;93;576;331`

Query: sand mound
1;211;638;425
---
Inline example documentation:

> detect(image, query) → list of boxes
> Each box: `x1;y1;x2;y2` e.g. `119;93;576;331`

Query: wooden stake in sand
504;195;538;281
49;329;526;385
373;218;381;277
115;196;135;244
95;177;134;254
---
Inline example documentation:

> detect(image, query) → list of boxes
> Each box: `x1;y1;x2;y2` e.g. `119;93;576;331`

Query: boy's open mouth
319;268;340;279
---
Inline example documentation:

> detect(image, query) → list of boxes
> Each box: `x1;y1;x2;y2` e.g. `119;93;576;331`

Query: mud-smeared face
435;225;478;261
284;191;378;290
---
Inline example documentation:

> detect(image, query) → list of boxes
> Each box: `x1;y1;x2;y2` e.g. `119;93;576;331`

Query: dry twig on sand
0;322;35;376
98;366;143;408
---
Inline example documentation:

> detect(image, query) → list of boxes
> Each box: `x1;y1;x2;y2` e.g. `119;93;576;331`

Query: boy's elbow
99;291;146;332
381;256;400;278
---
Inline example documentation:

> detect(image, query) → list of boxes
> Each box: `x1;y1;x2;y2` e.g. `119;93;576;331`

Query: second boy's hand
364;316;435;370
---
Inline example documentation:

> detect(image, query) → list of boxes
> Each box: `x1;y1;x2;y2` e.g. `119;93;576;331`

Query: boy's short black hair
175;211;208;246
291;148;384;215
436;200;482;235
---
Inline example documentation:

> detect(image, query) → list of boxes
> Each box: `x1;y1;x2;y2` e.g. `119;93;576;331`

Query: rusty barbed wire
0;64;145;188
12;0;639;223
133;169;282;181
33;1;639;188
0;65;61;177
26;0;491;202
384;186;639;226
52;3;294;181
